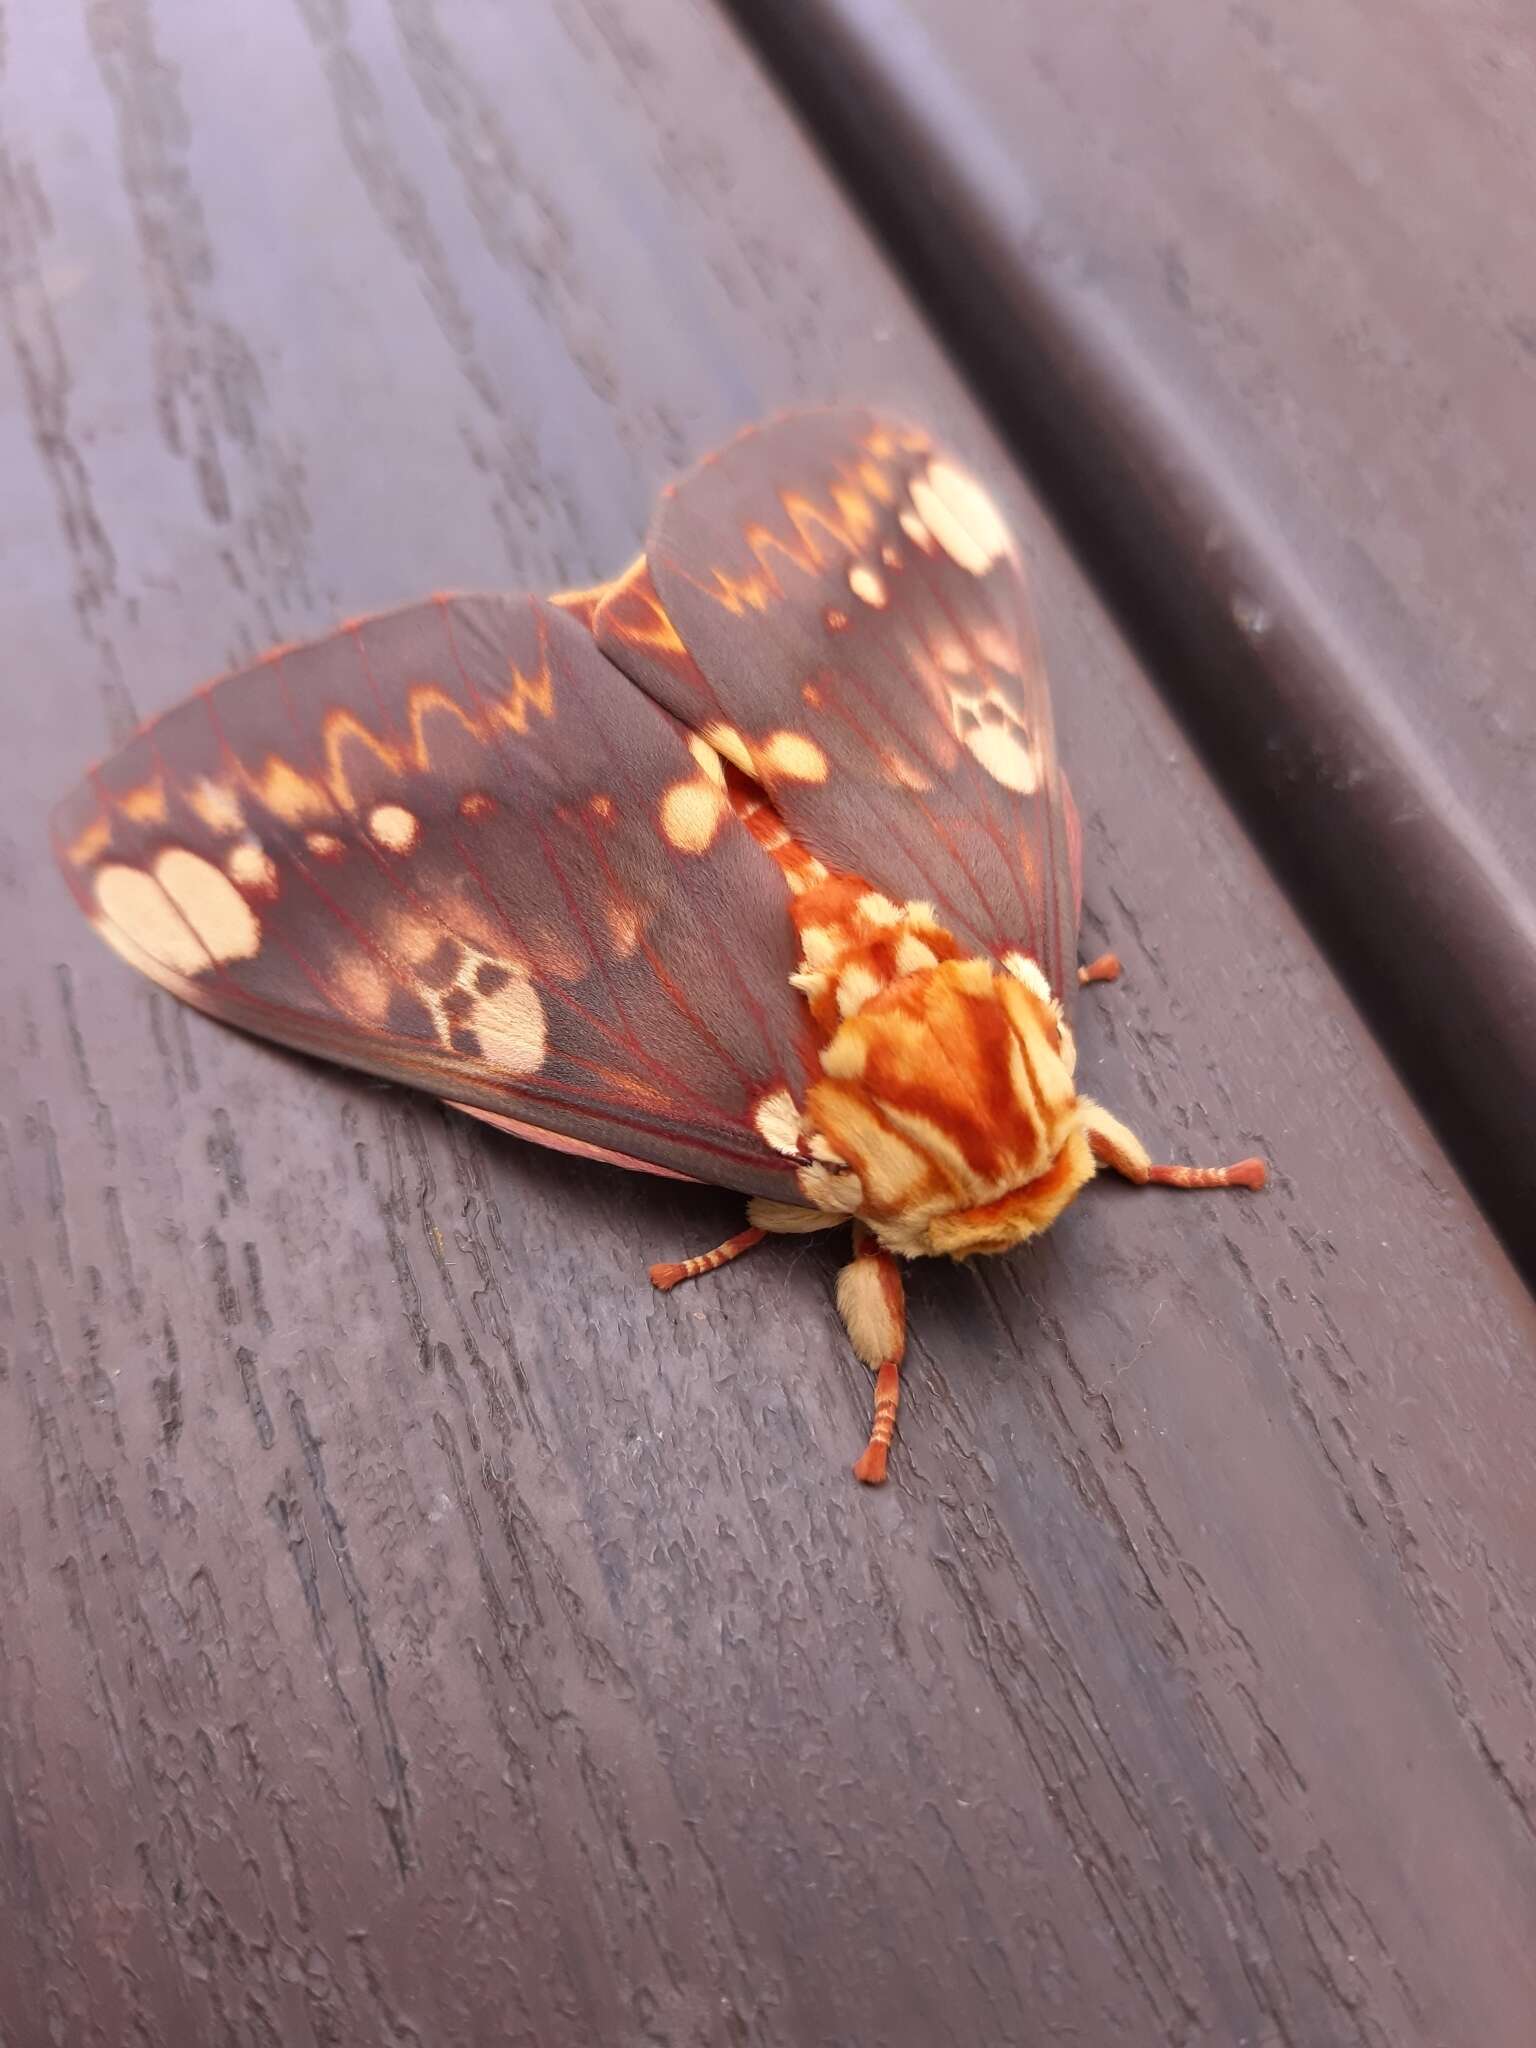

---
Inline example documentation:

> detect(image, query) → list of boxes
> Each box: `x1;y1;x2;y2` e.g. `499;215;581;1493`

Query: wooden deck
2;4;1533;2044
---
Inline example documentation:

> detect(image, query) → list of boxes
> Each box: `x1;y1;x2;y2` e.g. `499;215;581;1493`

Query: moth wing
595;409;1082;1011
54;595;811;1199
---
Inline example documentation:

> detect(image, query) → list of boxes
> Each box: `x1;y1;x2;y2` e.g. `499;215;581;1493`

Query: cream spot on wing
153;848;261;964
836;964;881;1018
590;793;617;821
460;791;495;821
934;636;971;676
904;899;940;932
962;717;1039;794
753;1087;804;1158
909;460;1012;576
333;952;392;1024
226;838;278;893
369;803;420;852
880;751;929;793
701;723;754;774
848;563;887;608
390;916;444;969
857;893;903;928
686;733;728;785
95;864;209;976
799;925;838;968
824;606;850;633
189;777;244;835
306;831;345;860
261;759;330;827
898;506;932;551
607;904;642;957
473;970;546;1076
120;778;168;826
660;776;728;854
757;731;828;783
881;544;901;569
894;934;939;976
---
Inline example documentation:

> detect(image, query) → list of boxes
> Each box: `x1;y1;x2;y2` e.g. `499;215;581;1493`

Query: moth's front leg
836;1224;907;1486
1079;1098;1266;1190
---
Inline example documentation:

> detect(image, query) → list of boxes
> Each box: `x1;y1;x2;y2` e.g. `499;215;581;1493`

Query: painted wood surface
2;4;1533;2044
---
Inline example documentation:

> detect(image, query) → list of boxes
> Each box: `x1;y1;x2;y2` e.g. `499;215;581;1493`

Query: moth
55;410;1263;1484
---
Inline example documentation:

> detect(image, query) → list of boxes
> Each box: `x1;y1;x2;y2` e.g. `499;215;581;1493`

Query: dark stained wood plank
726;0;1536;1277
1;3;1533;2045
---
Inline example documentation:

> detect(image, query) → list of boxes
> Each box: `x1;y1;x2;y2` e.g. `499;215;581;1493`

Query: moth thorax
799;956;1093;1259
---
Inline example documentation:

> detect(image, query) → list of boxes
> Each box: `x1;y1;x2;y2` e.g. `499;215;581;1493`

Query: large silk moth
55;411;1264;1484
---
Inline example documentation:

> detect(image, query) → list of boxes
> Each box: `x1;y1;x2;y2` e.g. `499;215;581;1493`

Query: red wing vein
573;804;788;1080
922;570;1052;957
827;652;1015;942
921;577;1056;950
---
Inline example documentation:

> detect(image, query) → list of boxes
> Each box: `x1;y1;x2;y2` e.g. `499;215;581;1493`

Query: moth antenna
649;1225;766;1292
1078;951;1121;986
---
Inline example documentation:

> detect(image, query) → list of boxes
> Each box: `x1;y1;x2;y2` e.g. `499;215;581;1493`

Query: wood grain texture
2;3;1534;2044
725;0;1536;1277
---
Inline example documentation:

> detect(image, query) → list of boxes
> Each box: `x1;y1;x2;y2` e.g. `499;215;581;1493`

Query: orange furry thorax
771;866;1093;1259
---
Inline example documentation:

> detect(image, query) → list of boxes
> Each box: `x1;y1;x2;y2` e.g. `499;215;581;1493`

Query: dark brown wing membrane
54;596;809;1199
595;409;1082;1013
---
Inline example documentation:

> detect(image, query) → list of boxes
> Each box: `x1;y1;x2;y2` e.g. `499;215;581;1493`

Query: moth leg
650;1224;767;1292
1079;1098;1266;1190
1078;952;1121;987
837;1225;907;1487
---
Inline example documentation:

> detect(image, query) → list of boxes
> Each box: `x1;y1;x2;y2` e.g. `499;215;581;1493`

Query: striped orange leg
1080;1098;1266;1191
1078;951;1122;986
650;1225;766;1292
836;1225;907;1486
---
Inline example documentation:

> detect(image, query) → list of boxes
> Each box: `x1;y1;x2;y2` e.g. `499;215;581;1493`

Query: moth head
799;955;1094;1259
